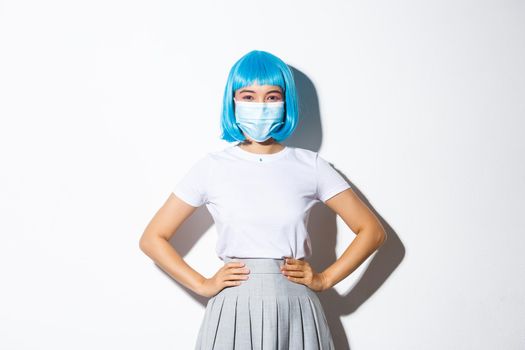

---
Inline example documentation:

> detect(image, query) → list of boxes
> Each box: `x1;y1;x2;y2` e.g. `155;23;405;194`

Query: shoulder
288;147;344;176
191;144;237;161
289;146;317;159
179;149;219;174
207;144;239;162
289;146;334;159
286;146;321;167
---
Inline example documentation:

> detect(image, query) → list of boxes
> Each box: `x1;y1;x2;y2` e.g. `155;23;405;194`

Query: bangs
232;52;286;91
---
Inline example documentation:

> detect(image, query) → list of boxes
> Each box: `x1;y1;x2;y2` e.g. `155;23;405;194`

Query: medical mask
234;100;285;142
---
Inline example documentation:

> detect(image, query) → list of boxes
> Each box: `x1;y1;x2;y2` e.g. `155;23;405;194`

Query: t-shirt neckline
230;143;291;163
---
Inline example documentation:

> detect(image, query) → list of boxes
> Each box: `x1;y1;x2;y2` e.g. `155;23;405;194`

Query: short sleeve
172;154;212;207
315;153;351;202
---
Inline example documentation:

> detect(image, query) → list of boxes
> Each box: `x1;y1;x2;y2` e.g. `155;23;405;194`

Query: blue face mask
234;100;285;142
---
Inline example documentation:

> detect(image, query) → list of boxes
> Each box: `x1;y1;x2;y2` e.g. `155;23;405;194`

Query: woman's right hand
197;261;251;298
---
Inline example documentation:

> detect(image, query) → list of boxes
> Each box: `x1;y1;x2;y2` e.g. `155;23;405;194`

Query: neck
237;140;286;155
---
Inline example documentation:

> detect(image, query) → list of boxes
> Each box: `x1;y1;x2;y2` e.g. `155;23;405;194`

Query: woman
139;50;387;349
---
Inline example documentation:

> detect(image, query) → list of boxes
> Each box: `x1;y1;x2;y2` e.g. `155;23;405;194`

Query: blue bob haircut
220;50;299;143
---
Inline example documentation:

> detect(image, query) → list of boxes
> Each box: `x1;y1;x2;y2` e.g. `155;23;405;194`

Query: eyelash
242;95;281;101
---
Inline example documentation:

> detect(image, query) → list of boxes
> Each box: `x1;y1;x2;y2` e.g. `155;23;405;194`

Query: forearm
139;236;205;294
322;228;386;290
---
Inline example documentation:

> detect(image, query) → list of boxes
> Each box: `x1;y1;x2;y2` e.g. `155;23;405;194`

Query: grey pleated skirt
194;257;335;350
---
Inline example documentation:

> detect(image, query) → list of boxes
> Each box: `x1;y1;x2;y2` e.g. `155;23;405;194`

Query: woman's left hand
280;257;329;292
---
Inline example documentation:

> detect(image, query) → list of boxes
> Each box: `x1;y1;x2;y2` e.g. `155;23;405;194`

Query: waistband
223;257;289;274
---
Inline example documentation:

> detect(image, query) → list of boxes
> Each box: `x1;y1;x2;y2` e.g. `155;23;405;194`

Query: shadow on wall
156;66;404;350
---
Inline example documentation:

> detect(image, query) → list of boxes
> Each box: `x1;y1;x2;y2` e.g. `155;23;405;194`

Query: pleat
276;296;290;349
289;295;304;349
305;296;323;349
307;295;336;349
213;294;238;349
234;295;251;349
299;296;321;350
262;297;278;350
205;295;225;349
194;297;216;350
249;296;263;350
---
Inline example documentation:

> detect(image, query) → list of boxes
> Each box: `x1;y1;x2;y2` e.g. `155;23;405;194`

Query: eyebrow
238;89;282;94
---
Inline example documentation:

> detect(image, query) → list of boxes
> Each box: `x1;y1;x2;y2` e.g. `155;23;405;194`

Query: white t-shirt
172;143;351;261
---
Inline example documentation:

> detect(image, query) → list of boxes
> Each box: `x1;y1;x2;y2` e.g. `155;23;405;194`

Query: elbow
139;231;168;255
376;228;387;247
139;234;154;254
138;237;147;253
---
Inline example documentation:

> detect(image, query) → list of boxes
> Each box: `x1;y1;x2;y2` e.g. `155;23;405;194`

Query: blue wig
220;50;299;143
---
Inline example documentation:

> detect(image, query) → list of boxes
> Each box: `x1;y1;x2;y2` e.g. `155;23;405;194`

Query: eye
242;95;254;101
267;95;282;101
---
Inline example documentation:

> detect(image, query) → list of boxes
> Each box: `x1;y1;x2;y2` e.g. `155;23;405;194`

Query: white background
1;0;524;349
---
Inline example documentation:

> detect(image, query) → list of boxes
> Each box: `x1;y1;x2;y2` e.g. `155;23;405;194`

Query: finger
225;273;250;281
225;261;245;269
224;280;243;286
284;257;296;265
285;275;305;284
281;264;303;271
285;257;305;266
281;260;304;270
231;266;250;274
221;267;249;277
282;270;304;277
